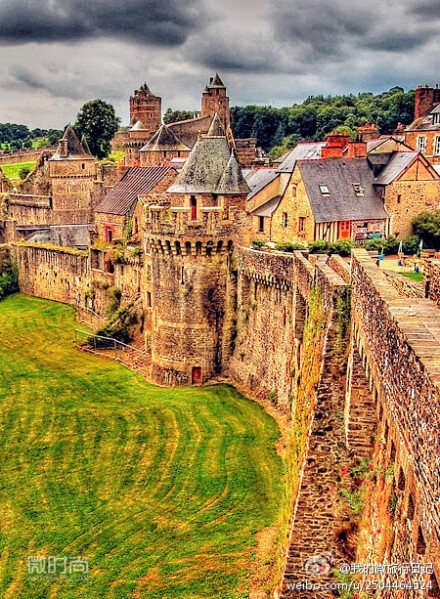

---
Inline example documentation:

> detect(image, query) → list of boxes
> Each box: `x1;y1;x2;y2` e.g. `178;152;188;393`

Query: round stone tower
145;119;250;385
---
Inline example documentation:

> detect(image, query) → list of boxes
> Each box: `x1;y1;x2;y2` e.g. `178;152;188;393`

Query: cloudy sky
0;0;438;128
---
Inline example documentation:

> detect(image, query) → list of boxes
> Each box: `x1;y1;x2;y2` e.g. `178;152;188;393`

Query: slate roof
252;196;282;217
130;120;148;131
217;150;250;194
298;158;390;223
373;151;417;185
406;105;440;131
167;115;213;149
51;125;92;160
95;166;173;215
207;73;226;88
244;168;279;200
207;113;226;137
140;125;189;152
167;135;250;195
276;142;324;173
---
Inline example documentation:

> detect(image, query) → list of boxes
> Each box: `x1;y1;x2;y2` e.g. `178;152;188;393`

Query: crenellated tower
129;83;162;131
144;116;250;385
201;73;230;131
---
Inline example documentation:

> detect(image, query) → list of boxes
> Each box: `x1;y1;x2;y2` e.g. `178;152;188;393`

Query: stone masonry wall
11;243;88;305
349;249;440;595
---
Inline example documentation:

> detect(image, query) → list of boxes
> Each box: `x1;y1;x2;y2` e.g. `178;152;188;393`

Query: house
94;166;178;244
405;84;440;167
249;131;440;244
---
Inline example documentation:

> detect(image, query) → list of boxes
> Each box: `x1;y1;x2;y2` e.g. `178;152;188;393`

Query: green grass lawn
0;294;285;598
0;161;36;182
401;272;424;282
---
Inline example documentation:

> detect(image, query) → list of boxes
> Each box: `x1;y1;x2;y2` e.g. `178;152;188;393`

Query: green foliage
0;294;286;598
74;99;120;159
18;164;32;179
308;238;353;256
104;286;121;318
412;210;440;249
230;87;415;151
364;235;399;255
0;161;36;182
97;303;136;343
275;241;307;252
0;256;18;300
251;240;266;250
340;487;365;516
402;235;420;254
163;108;196;124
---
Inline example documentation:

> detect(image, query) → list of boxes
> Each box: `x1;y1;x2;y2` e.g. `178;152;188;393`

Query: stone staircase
279;325;354;598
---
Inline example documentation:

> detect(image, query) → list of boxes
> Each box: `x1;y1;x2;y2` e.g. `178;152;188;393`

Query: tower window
259;216;265;233
190;196;197;220
298;217;306;232
283;212;288;227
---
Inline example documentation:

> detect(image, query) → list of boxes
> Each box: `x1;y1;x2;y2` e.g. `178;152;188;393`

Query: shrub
309;238;353;256
274;242;307;253
19;165;32;180
332;239;354;257
308;240;329;254
251;240;266;250
364;236;399;255
402;235;420;255
412;210;440;249
0;255;18;300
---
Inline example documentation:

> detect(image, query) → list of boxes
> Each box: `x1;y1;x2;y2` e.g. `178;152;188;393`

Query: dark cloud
271;0;371;60
359;31;431;53
0;0;205;46
410;1;440;17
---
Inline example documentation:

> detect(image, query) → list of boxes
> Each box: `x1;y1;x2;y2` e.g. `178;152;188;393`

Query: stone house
250;133;440;244
405;83;440;166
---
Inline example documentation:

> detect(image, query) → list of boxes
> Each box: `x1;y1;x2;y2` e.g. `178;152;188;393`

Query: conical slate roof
207;113;225;137
167;135;249;195
51;125;92;159
217;149;250;195
140;124;189;152
208;73;226;88
130;120;148;131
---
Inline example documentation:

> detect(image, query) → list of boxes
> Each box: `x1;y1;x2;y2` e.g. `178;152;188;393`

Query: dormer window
433;112;440;126
353;184;364;196
319;184;330;195
417;136;427;154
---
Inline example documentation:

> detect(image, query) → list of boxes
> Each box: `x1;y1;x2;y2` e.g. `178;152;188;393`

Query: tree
163;108;196;124
19;165;32;180
74;100;120;159
412;210;440;249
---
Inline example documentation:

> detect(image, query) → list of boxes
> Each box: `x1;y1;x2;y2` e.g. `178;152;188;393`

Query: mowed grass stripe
0;294;286;598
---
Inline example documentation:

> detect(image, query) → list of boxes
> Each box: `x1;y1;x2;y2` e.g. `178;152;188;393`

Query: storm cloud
0;0;439;128
0;0;205;45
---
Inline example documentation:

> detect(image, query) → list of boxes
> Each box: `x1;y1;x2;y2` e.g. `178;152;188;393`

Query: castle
1;77;440;597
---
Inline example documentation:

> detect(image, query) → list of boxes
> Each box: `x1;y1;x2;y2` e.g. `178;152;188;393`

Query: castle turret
201;73;230;130
146;124;250;385
48;126;97;224
129;82;162;131
139;124;190;167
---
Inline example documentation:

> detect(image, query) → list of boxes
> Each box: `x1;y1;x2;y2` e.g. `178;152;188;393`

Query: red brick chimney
321;131;350;159
346;141;367;158
415;84;436;120
357;123;379;142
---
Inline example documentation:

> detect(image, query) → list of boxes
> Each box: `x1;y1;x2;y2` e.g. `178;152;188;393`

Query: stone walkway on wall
279;330;376;598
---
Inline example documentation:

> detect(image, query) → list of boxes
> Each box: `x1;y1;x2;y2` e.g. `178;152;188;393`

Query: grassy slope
0;294;285;599
0;161;37;182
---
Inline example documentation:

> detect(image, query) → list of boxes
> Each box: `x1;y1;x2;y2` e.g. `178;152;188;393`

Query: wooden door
192;367;201;384
339;221;350;239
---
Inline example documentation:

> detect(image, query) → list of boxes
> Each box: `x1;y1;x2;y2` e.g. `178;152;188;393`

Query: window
353;184;364;196
298;217;306;232
190;196;197;220
291;184;297;198
397;194;401;204
258;216;265;233
435;136;440;155
417;136;427;154
147;291;152;307
282;212;288;227
319;184;330;195
105;227;113;243
433;112;440;126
